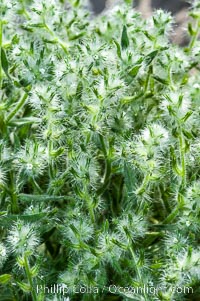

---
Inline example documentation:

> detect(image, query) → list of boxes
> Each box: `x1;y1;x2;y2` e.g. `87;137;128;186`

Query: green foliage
0;0;200;300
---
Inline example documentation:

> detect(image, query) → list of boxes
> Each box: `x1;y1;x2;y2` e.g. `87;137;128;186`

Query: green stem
97;134;111;196
144;65;153;92
162;206;179;224
129;245;142;280
188;18;200;52
6;92;28;122
88;204;95;224
24;254;37;301
11;192;19;214
32;178;43;193
78;185;96;224
84;188;96;225
129;244;148;301
22;5;31;20
162;192;184;224
10;172;19;214
143;232;163;247
8;283;18;301
135;173;149;195
168;65;175;91
179;130;186;188
44;23;68;54
85;189;96;224
48;139;54;179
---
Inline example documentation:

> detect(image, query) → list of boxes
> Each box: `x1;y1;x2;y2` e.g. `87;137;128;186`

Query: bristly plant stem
179;129;186;189
144;65;153;93
129;244;148;301
44;23;68;54
162;205;179;224
24;254;37;301
97;134;112;196
48;139;54;179
79;187;96;224
163;193;184;224
124;226;148;300
8;283;18;301
31;178;43;194
88;201;96;224
188;17;200;52
6;92;29;123
135;173;149;195
10;171;19;214
85;188;96;224
168;65;175;91
21;0;31;20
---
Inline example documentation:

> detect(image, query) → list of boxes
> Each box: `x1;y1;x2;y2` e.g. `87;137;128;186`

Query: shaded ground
90;0;189;14
90;0;190;45
136;0;189;15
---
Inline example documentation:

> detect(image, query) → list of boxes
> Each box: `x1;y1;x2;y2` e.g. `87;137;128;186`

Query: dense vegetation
0;0;200;300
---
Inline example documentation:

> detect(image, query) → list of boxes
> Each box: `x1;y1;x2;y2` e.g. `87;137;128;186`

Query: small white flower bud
0;243;7;267
7;221;39;256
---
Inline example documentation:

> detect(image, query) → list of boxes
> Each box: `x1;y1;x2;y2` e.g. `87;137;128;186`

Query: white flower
15;140;47;179
39;68;45;75
142;128;151;142
12;47;21;56
53;61;67;81
0;141;11;162
161;92;191;119
101;49;117;66
7;2;13;9
98;79;106;98
193;83;200;89
0;243;7;267
98;232;123;263
140;124;169;150
186;182;200;205
64;218;94;245
116;214;147;242
0;166;7;187
7;221;39;256
31;1;43;12
177;249;200;271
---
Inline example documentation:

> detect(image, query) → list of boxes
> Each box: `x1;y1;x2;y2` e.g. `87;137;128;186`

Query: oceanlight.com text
36;284;193;295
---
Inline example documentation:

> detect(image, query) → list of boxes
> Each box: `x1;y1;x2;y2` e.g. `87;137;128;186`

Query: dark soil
90;0;190;14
